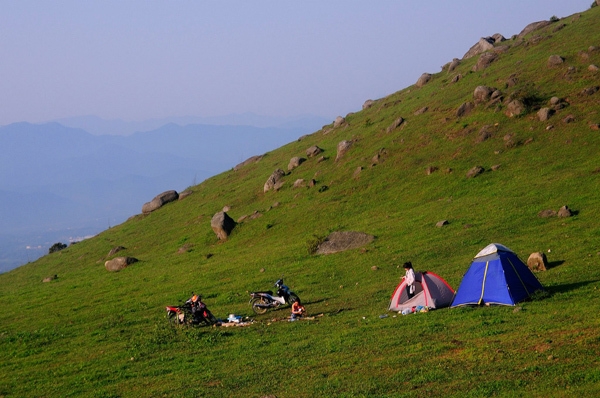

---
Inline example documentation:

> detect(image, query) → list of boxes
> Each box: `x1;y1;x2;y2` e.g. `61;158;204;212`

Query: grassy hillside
1;7;600;397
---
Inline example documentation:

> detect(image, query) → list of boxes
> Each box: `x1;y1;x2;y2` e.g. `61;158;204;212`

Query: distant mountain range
49;113;331;136
0;114;330;272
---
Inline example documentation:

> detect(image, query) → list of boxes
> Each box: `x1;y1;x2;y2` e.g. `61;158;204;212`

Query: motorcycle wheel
204;310;218;325
167;311;183;325
208;311;219;325
251;297;269;315
288;293;300;304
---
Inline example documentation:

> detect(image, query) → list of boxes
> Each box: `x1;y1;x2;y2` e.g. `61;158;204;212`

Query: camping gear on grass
388;271;455;312
450;243;544;307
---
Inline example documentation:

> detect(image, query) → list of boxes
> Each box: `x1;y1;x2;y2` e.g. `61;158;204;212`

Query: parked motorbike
166;293;218;326
249;278;300;314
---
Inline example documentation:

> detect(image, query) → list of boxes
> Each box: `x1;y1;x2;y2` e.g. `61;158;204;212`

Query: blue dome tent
451;243;544;307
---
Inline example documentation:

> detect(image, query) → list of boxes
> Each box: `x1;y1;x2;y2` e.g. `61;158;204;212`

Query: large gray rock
472;52;498;71
234;155;264;171
505;100;526;117
211;211;236;240
306;145;323;158
456;102;474;117
581;86;599;96
264;169;286;193
42;274;58;283
362;99;375;110
527;252;548;272
491;33;506;43
537;108;554;121
547;55;565;67
386;117;405;133
108;246;126;256
557;205;572;218
288;157;306;171
333;116;346;128
517;20;552;38
335;140;353;161
463;37;495;59
142;190;179;214
473;86;495;103
466;166;484;178
416;73;432;87
105;257;138;272
447;58;460;72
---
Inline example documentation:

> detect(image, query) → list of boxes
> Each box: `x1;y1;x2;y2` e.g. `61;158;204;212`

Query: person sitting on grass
290;298;305;321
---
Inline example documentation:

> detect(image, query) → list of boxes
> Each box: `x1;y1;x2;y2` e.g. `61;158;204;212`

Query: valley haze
0;115;328;273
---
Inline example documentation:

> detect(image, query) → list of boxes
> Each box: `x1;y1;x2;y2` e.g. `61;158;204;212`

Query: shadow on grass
545;279;599;294
322;307;353;316
546;260;565;269
303;298;327;305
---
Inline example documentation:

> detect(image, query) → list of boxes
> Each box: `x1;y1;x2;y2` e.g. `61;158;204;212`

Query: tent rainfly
450;243;544;307
389;271;455;312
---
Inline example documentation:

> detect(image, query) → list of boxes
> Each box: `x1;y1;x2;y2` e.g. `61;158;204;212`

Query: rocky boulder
288;157;306;171
211;211;236;240
517;20;552;38
333;116;346;128
491;33;506;43
456;102;475;117
42;275;58;283
416;73;432;87
362;99;375;110
537;108;554;121
234;155;264;171
463;37;495;59
472;52;497;71
264;169;286;193
293;179;305;188
108;246;126;256
447;58;460;72
581;86;599;96
335;140;353;162
527;252;548;271
414;106;428;116
306;145;323;158
473;86;495;103
142;190;179;214
538;209;557;218
386;117;404;133
547;55;565;67
466;166;484;178
178;190;192;200
105;257;138;272
557;205;572;218
505;99;526;117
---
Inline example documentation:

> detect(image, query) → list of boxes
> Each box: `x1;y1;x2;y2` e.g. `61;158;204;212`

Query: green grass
2;7;600;397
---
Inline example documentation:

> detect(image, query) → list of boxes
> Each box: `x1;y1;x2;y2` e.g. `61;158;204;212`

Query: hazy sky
0;0;592;125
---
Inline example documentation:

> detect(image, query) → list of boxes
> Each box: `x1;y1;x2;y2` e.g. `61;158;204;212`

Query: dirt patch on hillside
316;231;375;255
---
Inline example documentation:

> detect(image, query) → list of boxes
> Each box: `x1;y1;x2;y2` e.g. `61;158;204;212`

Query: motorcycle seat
253;290;273;295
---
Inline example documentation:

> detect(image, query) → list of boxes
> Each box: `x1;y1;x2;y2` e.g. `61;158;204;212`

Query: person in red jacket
290;298;305;321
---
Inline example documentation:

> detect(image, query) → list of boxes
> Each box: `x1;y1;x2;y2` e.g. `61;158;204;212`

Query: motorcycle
166;293;218;326
249;278;300;314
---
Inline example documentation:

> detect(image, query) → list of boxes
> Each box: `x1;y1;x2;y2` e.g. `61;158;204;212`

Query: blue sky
0;0;592;125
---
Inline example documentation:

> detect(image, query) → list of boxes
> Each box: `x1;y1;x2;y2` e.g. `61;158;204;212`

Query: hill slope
1;7;600;397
